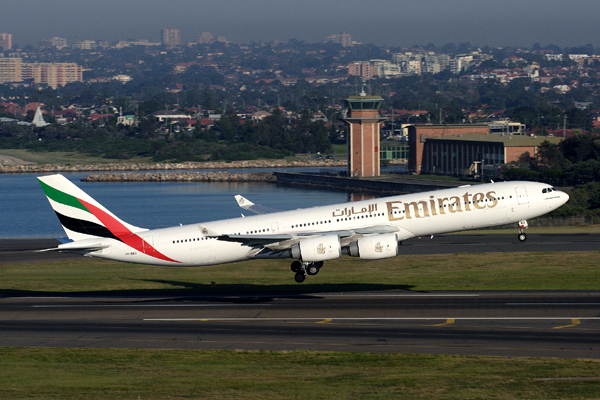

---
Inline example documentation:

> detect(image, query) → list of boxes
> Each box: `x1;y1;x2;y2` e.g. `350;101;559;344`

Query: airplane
37;174;569;283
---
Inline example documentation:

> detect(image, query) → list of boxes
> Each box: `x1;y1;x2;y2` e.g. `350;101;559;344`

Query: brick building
343;94;385;177
409;124;563;175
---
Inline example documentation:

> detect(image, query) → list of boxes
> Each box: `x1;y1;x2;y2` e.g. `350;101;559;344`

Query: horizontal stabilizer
37;243;109;253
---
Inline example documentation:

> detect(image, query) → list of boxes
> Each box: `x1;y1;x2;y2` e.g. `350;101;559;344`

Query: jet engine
290;234;341;262
347;233;399;260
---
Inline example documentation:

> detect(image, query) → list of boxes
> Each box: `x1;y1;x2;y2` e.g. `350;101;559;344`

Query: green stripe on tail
38;179;90;213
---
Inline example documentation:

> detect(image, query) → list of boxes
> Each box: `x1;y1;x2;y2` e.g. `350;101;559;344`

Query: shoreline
81;171;277;183
0;159;348;174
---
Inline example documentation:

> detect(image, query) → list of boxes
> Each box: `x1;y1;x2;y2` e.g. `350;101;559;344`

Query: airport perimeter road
1;233;600;265
1;291;599;358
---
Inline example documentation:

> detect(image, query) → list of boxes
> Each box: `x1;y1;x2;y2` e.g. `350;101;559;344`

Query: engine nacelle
290;234;341;262
347;233;399;260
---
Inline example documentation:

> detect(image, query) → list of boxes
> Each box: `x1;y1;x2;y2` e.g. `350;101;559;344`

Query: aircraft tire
518;233;527;242
291;260;302;272
307;264;320;276
294;272;306;283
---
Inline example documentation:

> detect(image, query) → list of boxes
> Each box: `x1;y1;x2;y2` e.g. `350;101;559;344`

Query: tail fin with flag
38;174;146;242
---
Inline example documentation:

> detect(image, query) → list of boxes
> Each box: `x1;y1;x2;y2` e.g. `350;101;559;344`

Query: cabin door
515;186;529;205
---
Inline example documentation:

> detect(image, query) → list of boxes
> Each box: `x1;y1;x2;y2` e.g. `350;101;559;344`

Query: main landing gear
290;260;324;283
518;220;528;242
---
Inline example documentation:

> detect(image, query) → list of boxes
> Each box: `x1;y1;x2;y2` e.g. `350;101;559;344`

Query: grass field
0;149;153;165
2;248;599;294
1;348;600;399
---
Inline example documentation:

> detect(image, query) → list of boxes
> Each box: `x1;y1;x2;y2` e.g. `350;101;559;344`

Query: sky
2;0;600;49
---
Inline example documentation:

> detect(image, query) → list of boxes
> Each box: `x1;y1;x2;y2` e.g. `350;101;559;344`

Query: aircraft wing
216;233;294;247
235;195;282;215
215;225;401;247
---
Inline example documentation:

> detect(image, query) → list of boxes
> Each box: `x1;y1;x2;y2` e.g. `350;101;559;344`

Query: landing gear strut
291;261;323;283
518;220;528;242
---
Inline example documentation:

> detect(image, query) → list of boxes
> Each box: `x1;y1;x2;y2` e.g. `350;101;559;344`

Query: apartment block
0;57;22;83
162;27;181;47
38;37;67;49
72;40;97;50
348;61;375;79
0;33;12;51
325;32;352;47
22;63;83;89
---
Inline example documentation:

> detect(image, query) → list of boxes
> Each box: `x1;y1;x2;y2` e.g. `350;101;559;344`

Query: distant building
115;39;161;49
152;110;191;122
72;40;97;50
196;32;214;44
162;27;181;47
0;33;12;51
22;62;83;89
325;32;352;47
117;114;136;126
348;61;375;79
38;37;67;50
0;57;22;83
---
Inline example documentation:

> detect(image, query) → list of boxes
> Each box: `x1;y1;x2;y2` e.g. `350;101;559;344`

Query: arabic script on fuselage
331;191;499;221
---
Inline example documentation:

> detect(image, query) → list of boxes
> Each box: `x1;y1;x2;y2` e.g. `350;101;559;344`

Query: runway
1;234;599;358
1;291;600;358
2;232;600;265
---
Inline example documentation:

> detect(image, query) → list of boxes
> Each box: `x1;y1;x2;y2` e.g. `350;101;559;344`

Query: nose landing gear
518;220;528;242
290;261;324;283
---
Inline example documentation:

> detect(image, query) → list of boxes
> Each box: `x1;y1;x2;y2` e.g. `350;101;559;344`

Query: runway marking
316;319;332;324
324;294;480;298
553;319;581;329
32;304;269;308
507;303;600;306
144;317;600;322
433;319;455;326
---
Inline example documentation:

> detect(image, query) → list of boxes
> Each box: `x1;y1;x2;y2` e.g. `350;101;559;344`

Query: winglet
235;195;255;210
233;195;281;215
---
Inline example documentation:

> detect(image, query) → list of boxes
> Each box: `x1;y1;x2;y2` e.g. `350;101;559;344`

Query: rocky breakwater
81;171;277;183
0;158;346;174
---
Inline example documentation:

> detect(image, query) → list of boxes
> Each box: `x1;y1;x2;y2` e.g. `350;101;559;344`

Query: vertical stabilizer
38;174;146;241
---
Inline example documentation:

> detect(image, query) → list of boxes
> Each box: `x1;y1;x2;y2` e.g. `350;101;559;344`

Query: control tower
342;91;385;177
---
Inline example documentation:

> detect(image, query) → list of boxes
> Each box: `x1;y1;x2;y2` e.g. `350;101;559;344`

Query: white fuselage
76;181;569;266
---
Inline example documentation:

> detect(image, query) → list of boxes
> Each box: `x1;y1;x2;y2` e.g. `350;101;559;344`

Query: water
0;169;354;238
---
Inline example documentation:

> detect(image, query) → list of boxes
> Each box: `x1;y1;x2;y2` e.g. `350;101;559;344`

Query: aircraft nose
561;191;570;204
